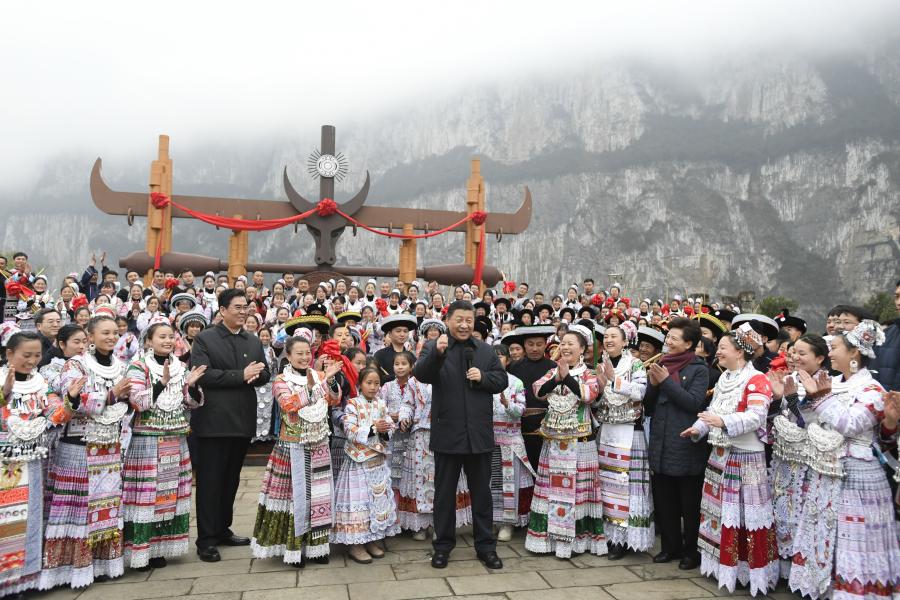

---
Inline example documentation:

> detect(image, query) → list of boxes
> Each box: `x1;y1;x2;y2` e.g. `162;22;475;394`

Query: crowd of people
0;248;898;600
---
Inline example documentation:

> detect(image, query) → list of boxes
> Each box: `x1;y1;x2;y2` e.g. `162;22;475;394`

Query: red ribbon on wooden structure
148;193;489;284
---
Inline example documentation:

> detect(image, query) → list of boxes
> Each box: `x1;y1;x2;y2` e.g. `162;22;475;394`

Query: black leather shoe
197;546;221;562
476;550;503;569
431;550;450;569
607;544;626;561
653;551;680;563
149;557;167;569
293;555;306;569
219;534;251;546
678;555;700;570
311;555;329;565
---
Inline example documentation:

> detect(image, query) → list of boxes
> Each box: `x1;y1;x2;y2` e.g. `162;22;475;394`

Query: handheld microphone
464;347;475;389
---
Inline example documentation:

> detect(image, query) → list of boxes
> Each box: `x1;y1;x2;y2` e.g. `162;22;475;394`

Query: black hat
306;302;329;318
513;308;535;326
379;314;417;334
284;314;331;336
473;301;492;315
474;316;492;339
336;311;361;325
694;313;728;342
501;325;555;347
637;325;665;349
559;307;576;322
177;310;208;335
577;305;599;319
534;303;554;317
493;297;511;310
712;308;737;324
775;309;807;334
731;313;779;341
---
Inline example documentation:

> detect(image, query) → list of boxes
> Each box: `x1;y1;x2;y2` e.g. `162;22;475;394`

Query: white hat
366;278;377;285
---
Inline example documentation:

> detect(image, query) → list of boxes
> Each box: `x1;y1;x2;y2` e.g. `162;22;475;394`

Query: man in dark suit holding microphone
415;300;508;570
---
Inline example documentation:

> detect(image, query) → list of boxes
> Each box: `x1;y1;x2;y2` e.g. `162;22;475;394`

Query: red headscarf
318;339;358;400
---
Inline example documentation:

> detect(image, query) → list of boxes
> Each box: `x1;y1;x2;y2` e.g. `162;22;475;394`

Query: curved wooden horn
283;167;315;212
339;171;370;216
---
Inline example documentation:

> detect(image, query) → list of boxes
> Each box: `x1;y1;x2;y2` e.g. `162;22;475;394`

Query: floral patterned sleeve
274;377;308;413
125;360;153;413
60;358;109;416
343;398;370;444
533;369;557;400
816;383;885;437
612;363;647;402
505;376;526;419
43;387;72;426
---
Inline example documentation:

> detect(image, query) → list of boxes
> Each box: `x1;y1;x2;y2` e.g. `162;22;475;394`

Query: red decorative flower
5;281;34;298
316;198;337;217
374;297;388;317
71;294;88;311
591;294;603;307
503;281;517;294
471;211;487;226
164;277;179;290
150;192;169;209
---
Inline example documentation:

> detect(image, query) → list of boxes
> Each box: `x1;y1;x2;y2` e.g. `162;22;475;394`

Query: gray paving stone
296;564;395;587
540;565;640;587
189;570;297;594
348;578;452;600
496;555;576;573
447;571;549;595
244;585;349;600
393;559;488;580
78;578;194;600
626;561;702;580
570;551;652;568
28;588;82;600
507;586;616;600
690;576;755;596
148;557;250;581
605;579;714;600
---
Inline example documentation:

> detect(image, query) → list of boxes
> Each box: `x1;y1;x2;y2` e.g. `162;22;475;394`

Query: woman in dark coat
644;317;710;571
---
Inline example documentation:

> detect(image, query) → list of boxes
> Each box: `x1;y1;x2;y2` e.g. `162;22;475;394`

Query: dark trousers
652;473;704;558
433;451;495;554
523;435;543;473
194;436;251;549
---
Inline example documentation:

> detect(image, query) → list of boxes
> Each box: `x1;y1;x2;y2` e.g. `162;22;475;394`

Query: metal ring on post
294;222;299;234
496;227;503;243
352;222;357;236
388;222;393;234
215;211;221;231
424;222;429;235
126;208;134;226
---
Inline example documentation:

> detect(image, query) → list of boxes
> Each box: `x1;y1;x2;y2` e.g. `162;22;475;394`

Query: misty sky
2;0;898;188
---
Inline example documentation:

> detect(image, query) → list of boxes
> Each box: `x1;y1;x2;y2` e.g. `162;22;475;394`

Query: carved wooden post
399;223;416;284
146;135;173;284
228;216;249;284
464;158;484;268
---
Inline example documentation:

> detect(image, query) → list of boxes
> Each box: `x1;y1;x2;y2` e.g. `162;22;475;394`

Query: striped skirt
525;438;605;558
331;453;400;545
698;447;778;596
490;443;534;527
771;454;808;578
122;435;192;568
40;441;124;590
0;457;44;596
398;429;472;531
251;440;333;563
598;430;654;551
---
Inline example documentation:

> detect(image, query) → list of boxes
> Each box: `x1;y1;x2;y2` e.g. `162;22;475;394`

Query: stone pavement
32;465;801;600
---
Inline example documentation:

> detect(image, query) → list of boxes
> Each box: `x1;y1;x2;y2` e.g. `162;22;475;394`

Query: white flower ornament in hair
844;319;884;359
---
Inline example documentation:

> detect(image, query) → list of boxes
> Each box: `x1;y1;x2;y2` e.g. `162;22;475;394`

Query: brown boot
365;541;385;558
348;544;372;564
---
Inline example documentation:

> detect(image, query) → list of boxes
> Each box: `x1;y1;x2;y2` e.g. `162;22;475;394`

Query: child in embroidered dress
123;320;206;570
331;368;400;564
251;335;342;567
381;353;414;504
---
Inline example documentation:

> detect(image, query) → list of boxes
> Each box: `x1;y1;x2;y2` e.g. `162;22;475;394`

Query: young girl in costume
331;367;399;564
251;335;342;567
122;319;206;570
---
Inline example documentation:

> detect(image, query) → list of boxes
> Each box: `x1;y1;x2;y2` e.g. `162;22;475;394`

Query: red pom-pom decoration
150;192;170;209
316;198;338;217
471;211;487;226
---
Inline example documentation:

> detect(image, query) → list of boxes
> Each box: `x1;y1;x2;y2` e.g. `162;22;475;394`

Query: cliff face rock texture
3;41;899;321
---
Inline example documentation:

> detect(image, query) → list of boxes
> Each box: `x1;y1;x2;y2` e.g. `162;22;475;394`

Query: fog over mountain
2;4;899;324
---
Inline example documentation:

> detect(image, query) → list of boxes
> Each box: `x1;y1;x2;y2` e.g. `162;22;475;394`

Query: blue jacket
872;319;900;392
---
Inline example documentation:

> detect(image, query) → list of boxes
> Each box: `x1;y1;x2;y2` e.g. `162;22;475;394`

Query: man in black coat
190;288;271;562
414;300;508;570
644;317;710;571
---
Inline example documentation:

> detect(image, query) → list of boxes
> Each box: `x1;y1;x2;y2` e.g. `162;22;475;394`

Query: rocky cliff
3;40;900;324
